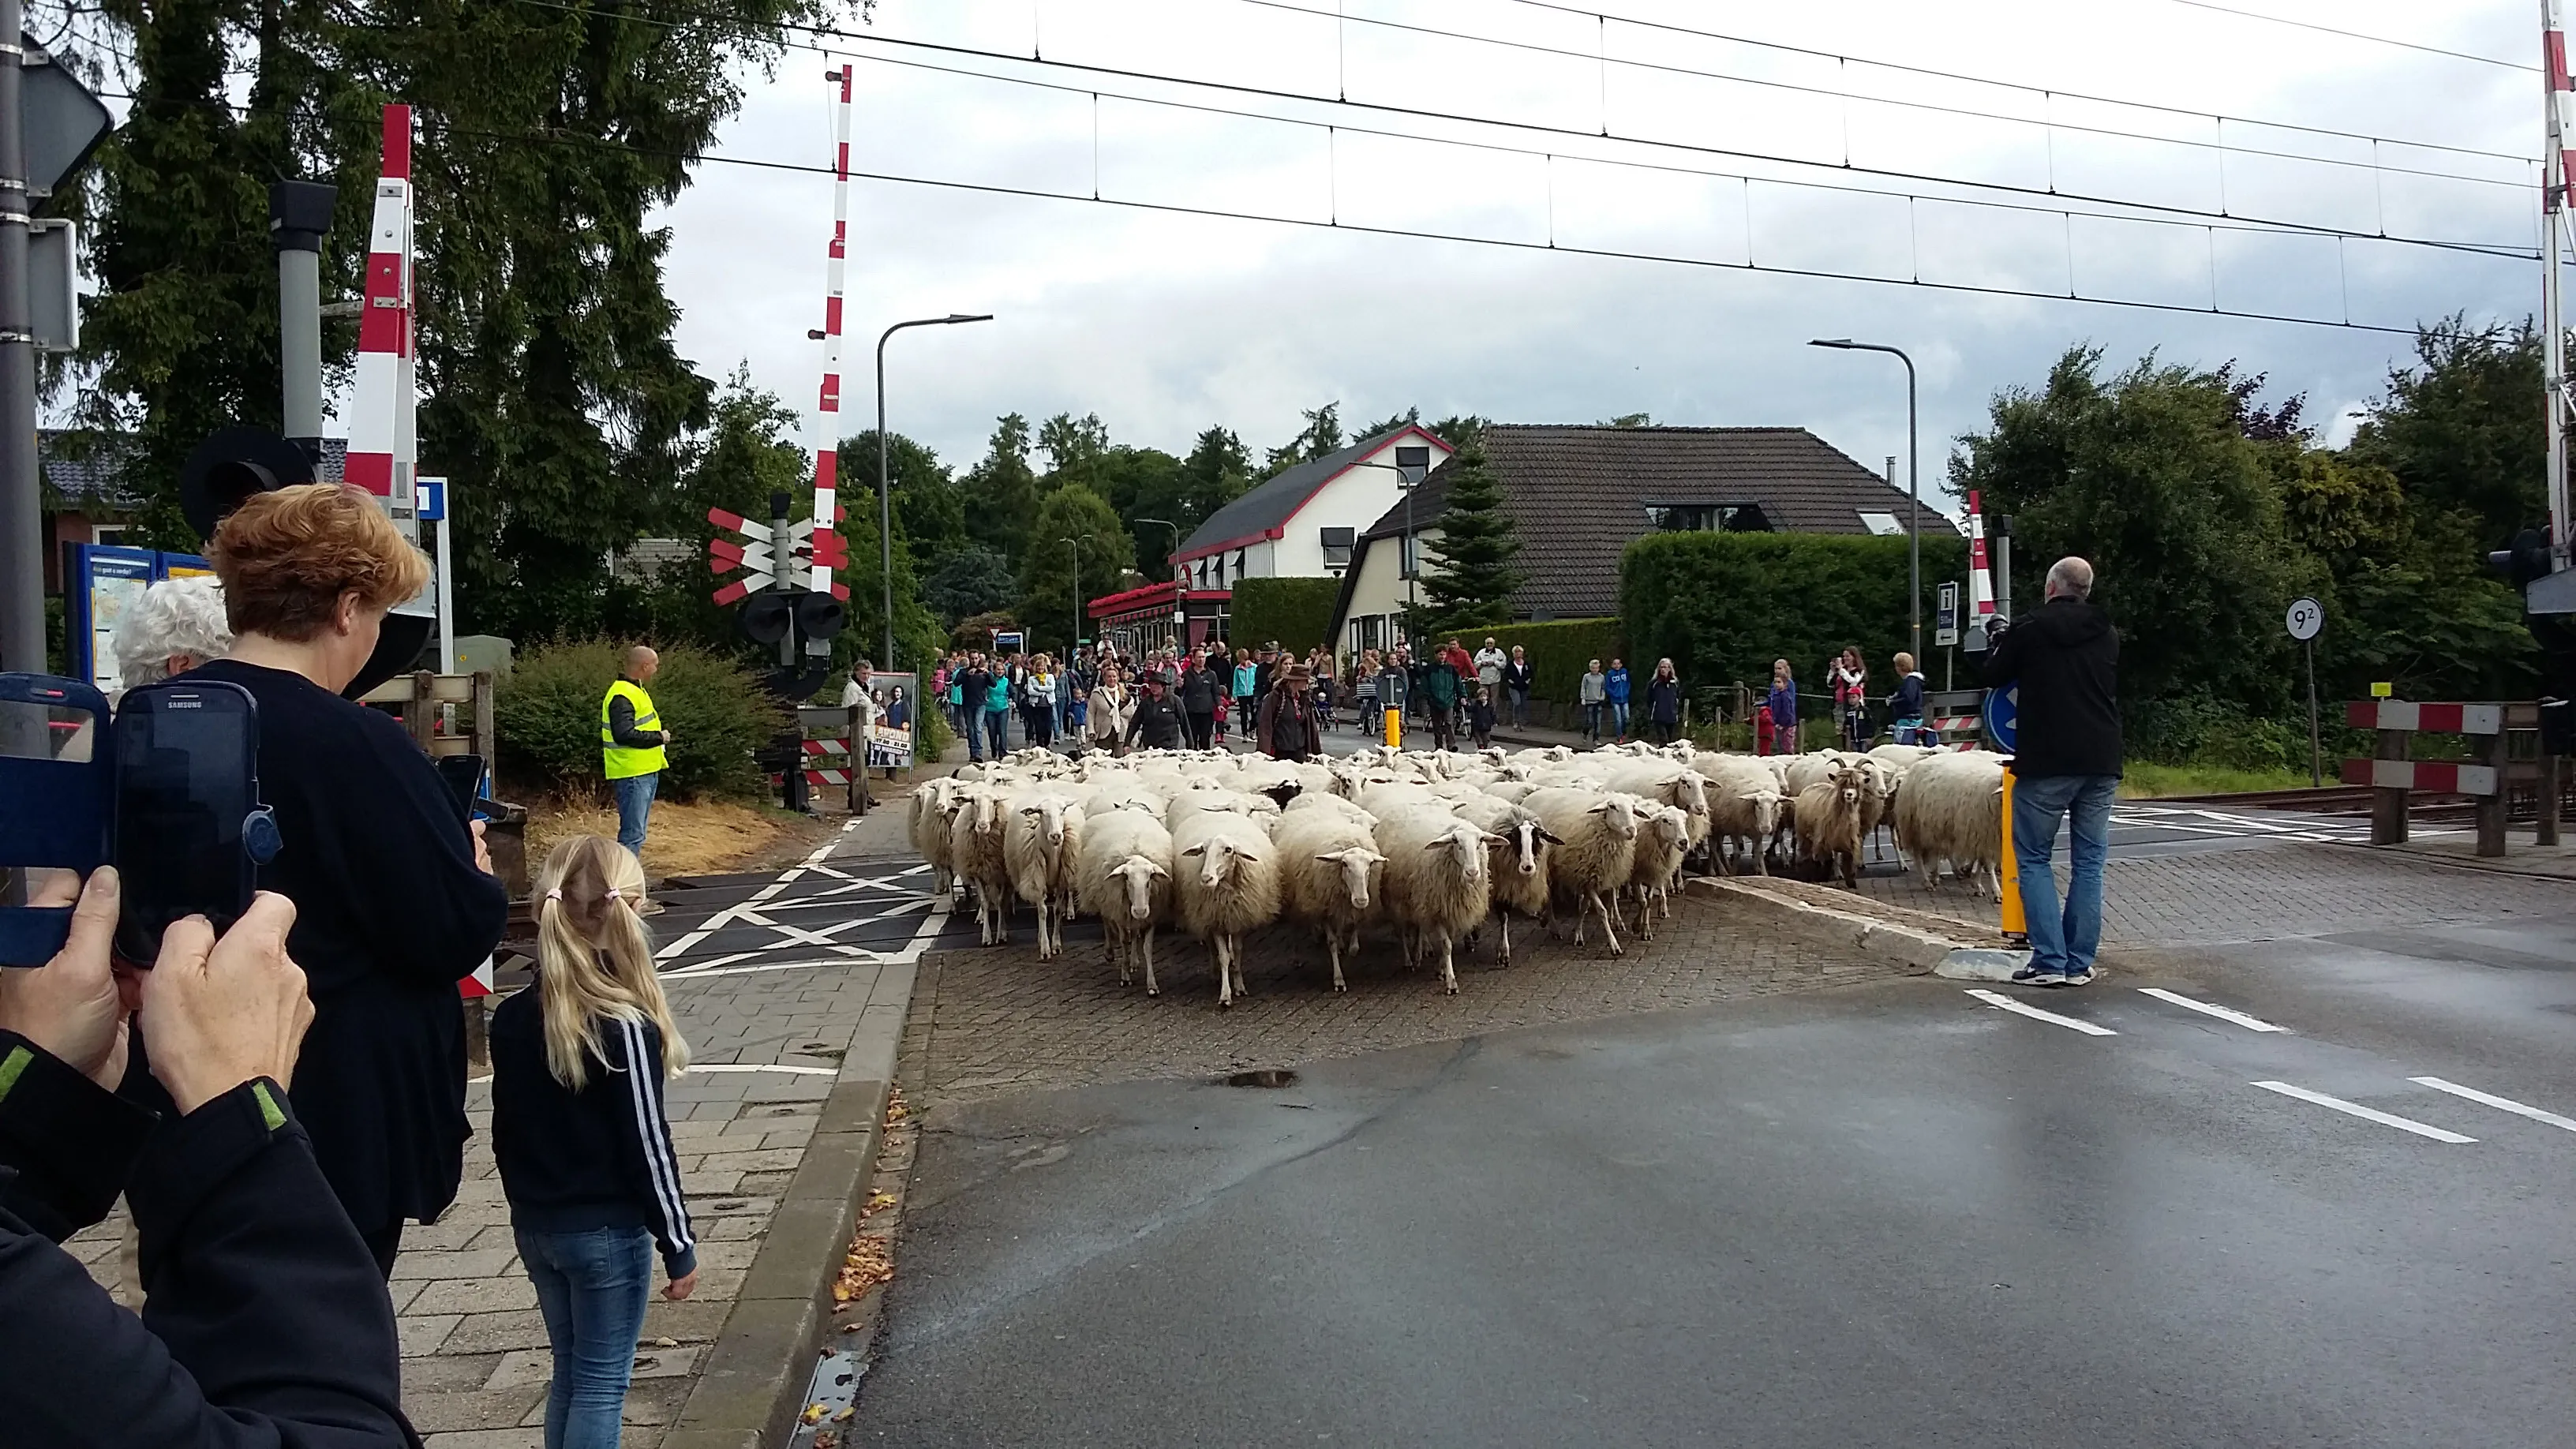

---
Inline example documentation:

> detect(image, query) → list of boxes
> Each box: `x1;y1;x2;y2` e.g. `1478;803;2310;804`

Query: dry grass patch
523;795;831;879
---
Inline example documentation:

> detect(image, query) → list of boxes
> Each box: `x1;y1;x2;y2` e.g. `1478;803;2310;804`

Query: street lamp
1136;515;1185;652
1810;339;1921;663
1058;533;1093;657
875;312;993;669
1342;459;1418;639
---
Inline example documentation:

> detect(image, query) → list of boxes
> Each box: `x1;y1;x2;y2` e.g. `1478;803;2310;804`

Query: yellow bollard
1998;762;2027;944
1383;706;1403;749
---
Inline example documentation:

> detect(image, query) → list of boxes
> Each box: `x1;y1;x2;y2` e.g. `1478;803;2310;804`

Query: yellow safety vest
601;679;669;781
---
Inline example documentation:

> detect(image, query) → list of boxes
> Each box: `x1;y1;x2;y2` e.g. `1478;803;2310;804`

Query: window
1320;526;1355;571
1858;511;1904;537
1395;445;1431;486
1211;554;1225;588
1234;548;1248;579
1400;532;1421;578
90;523;127;545
1645;502;1768;533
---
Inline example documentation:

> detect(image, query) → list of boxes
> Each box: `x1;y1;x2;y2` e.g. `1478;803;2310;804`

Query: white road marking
1964;989;2118;1035
687;1062;838;1076
2409;1077;2576;1134
2251;1080;2477;1143
661;956;882;983
2137;987;2286;1032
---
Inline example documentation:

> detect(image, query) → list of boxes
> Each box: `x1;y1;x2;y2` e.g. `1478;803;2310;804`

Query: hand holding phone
113;680;279;964
140;892;312;1115
0;867;130;1089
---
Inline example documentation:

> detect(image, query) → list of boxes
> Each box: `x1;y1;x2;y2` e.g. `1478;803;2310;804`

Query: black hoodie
1981;597;2121;777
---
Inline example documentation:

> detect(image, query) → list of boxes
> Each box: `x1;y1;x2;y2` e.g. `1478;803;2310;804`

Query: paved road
861;908;2576;1447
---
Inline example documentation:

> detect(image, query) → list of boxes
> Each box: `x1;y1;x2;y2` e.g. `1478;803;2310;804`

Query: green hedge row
494;639;786;801
1229;576;1342;653
1620;532;1968;698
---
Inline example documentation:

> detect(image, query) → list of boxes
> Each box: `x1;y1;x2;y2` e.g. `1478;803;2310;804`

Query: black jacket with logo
1980;598;2122;777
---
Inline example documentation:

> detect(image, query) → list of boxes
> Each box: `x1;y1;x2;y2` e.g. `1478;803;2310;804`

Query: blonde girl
491;837;696;1449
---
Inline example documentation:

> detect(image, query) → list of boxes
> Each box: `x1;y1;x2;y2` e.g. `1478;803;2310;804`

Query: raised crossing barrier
2338;699;2563;856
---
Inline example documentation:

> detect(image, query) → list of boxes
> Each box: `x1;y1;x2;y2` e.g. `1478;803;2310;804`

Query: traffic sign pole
0;0;39;672
2286;597;2324;788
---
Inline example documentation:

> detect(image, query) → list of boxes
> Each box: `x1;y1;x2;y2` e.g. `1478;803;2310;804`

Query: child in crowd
492;837;698;1449
1466;684;1497;749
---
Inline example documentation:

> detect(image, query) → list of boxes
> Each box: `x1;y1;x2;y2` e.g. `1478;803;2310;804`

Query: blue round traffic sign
1984;683;2018;753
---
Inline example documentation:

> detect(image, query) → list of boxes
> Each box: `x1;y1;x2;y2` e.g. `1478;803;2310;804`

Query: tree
1014;486;1136;655
1952;347;2311;732
963;413;1041;563
1425;414;1490;451
1036;411;1110;495
922;543;1015;625
1598;412;1653;428
2346;317;2547;546
1264;401;1343;472
841;428;966;566
1414;430;1522;632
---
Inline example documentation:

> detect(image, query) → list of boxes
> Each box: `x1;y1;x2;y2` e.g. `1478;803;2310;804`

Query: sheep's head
1748;789;1784;837
1428;823;1493;883
1829;766;1867;809
1020;797;1071;848
1672;773;1709;821
1648;804;1690;849
1179;835;1259;889
1591;794;1640;841
1110;854;1167;919
1316;846;1386;909
1489;818;1561;876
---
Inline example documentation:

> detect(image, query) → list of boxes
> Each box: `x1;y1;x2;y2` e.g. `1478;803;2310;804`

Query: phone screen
115;687;258;963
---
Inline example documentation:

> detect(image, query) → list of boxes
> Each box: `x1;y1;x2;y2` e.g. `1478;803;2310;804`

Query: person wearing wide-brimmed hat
1256;662;1327;762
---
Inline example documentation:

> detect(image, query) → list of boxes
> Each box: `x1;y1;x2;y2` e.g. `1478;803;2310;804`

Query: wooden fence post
2370;725;2409;846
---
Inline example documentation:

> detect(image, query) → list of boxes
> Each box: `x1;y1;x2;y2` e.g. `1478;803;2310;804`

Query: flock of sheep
908;740;2009;1005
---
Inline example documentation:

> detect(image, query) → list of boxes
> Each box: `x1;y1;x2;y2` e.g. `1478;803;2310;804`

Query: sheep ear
1148;862;1170;878
1179;844;1205;857
1588;801;1610;814
1535;827;1565;845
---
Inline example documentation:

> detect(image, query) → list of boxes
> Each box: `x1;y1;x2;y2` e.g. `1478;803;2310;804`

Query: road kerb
1690;877;1962;975
663;964;914;1449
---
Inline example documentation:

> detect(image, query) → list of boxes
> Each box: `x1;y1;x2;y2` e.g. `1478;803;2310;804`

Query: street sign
995;630;1026;656
2372;681;2393;698
22;53;111;201
2285;597;2323;642
1984;682;2018;753
1935;581;1960;647
414;477;446;522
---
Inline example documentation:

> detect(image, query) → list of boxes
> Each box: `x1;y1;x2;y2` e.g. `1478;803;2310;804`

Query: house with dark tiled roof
1328;424;1954;657
36;432;349;592
1091;423;1454;651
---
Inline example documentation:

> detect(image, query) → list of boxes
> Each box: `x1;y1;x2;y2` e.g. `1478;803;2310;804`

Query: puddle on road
1223;1069;1301;1088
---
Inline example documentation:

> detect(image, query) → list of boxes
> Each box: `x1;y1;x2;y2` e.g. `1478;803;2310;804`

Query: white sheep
1271;808;1386;993
1372;807;1496;994
1792;762;1869;889
1625;802;1692;937
1523;786;1638;957
946;787;1013;946
1074;808;1174;995
1451;794;1556;966
1170;810;1281;1007
1890;750;2007;897
910;777;966;900
1283;791;1377;828
1003;792;1085;961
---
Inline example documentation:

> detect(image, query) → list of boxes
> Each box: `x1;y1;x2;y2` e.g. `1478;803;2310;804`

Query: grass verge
2119;762;2318;798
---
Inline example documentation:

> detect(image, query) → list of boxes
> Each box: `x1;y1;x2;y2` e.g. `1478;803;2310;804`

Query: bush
496;639;785;801
1621;531;1967;700
1230;577;1342;653
1458;618;1626;708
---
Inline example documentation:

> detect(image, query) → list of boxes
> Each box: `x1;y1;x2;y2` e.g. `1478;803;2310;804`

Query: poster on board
64;545;219;693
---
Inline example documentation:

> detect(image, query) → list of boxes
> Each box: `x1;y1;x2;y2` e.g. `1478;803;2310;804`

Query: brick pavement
901;890;1911;1105
1855;841;2576;946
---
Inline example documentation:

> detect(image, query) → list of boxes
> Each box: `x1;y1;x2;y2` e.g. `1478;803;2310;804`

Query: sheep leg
1142;927;1160;997
1436;929;1458;994
1589;889;1624;957
1326;929;1346;993
1215;935;1234;1008
1231;935;1251;1001
1499;912;1513;968
1112;928;1131;987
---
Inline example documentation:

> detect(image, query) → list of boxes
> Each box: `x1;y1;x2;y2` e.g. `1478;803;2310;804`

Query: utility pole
0;0;38;672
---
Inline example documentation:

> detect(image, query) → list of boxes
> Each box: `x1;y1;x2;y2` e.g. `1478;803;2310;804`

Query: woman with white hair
112;575;232;693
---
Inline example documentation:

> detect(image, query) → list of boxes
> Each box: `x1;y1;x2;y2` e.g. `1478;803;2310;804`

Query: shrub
1462;618;1625;709
1230;577;1342;653
1621;531;1967;699
496;639;784;801
953;611;1015;651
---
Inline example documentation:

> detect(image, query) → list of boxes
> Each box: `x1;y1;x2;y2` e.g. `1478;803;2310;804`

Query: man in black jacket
0;871;418;1445
957;653;998;762
1125;673;1188;751
1981;556;2122;988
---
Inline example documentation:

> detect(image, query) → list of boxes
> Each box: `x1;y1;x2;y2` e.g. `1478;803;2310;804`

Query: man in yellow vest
601;646;672;858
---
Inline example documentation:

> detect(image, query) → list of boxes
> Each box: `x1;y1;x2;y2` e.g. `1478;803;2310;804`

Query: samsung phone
435;753;487;824
0;674;113;967
114;679;276;964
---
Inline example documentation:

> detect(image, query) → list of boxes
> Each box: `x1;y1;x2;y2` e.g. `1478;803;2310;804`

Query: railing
2338;700;2564;856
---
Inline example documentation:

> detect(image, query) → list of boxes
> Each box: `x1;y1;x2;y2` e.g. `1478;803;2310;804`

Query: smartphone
435;753;486;824
114;680;275;964
0;674;113;967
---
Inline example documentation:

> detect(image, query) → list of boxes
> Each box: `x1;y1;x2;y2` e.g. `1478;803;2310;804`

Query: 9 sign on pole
2286;596;2323;786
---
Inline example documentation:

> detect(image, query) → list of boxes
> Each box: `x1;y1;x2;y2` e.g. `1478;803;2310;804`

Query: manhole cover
1222;1069;1299;1088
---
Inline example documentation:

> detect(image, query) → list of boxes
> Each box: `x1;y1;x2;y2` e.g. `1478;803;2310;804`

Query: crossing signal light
2488;529;2551;589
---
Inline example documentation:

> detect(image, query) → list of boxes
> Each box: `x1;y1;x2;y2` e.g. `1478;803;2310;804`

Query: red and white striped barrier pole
2548;4;2575;573
1965;489;1996;635
347;105;416;537
807;64;854;598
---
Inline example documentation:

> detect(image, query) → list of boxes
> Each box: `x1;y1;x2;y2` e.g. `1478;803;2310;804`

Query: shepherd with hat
1257;661;1327;762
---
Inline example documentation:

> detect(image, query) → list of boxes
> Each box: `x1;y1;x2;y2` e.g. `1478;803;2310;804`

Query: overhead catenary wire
2153;0;2533;71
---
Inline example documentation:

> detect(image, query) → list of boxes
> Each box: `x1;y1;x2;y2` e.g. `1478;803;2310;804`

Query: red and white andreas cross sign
706;506;851;606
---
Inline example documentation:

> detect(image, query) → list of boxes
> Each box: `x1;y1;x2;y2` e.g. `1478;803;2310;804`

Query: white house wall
1262;435;1450;578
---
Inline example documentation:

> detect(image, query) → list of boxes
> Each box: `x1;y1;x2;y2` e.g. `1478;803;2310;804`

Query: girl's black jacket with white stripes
489;987;697;1279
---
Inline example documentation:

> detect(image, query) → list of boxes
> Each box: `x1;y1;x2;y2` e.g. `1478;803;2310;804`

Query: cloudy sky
653;0;2544;507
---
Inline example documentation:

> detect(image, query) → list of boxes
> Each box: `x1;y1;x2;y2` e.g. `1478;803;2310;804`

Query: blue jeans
1608;701;1630;737
516;1226;653;1449
611;773;657;857
2012;773;2119;975
983;710;1010;758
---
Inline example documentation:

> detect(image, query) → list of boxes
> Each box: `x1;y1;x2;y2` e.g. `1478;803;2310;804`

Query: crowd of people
926;638;1348;762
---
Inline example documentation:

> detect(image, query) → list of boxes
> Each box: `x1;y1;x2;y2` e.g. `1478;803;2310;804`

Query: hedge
1415;617;1626;706
1230;576;1342;653
1620;531;1968;704
495;639;786;801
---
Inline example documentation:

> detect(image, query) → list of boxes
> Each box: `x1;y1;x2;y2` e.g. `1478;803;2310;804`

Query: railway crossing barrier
2338;699;2564;856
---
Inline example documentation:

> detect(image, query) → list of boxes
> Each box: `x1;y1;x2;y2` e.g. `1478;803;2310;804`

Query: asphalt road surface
861;908;2576;1448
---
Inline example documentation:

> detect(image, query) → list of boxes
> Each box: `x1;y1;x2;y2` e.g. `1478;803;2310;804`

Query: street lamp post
1058;534;1093;656
875;313;993;669
1136;516;1185;653
1810;339;1920;663
1341;459;1417;641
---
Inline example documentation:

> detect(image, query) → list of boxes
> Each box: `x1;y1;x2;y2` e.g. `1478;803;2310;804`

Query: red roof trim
1087;580;1237;618
1170;424;1451;563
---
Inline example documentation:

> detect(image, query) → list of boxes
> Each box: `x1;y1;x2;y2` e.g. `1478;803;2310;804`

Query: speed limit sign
2285;597;2323;642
